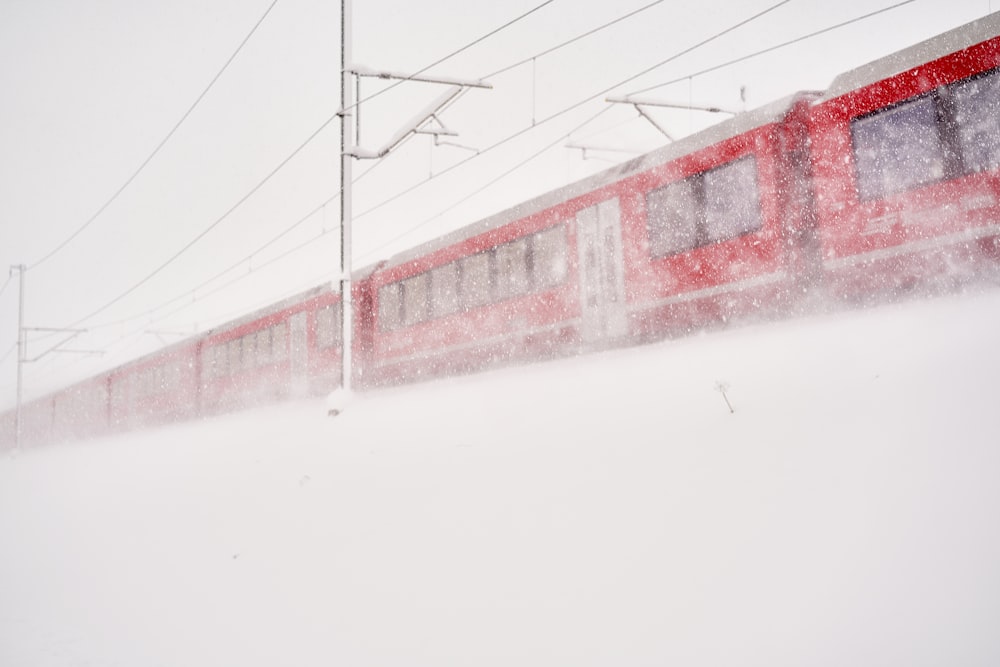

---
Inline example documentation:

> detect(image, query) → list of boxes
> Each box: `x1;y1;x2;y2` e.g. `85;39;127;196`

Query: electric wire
344;0;558;113
60;0;793;343
56;1;558;334
78;156;397;334
358;105;615;262
483;0;667;79
627;0;917;97
43;0;688;337
28;0;281;271
61;111;340;332
349;0;793;228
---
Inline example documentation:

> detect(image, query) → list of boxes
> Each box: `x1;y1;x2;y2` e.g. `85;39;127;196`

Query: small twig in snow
716;381;734;414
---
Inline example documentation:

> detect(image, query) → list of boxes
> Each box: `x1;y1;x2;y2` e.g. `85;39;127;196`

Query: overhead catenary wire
75;147;407;335
483;0;668;79
27;0;281;271
99;0;796;332
33;0;688;340
73;0;675;334
0;343;15;367
344;0;559;114
349;0;794;227
627;0;918;97
54;0;562;335
358;105;616;262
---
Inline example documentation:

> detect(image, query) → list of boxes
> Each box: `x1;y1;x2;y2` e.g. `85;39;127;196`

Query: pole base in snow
326;388;352;418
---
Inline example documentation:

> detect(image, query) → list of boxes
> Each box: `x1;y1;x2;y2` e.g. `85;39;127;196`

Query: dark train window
952;68;1000;174
852;96;946;201
379;282;403;331
271;322;287;360
646;178;698;256
646;155;761;257
256;328;272;364
401;273;430;326
531;224;568;289
209;344;228;379
315;304;341;349
242;334;257;370
851;67;1000;201
460;252;492;309
228;338;242;375
495;237;531;300
376;224;568;331
430;262;461;318
704;157;761;242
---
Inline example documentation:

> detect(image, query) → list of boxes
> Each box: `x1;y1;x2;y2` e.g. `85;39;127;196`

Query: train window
212;344;227;378
379;283;403;331
703;156;761;243
272;323;287;360
430;262;461;318
951;69;1000;174
316;304;341;349
256;328;272;365
646;156;760;256
461;252;492;308
165;362;181;391
242;334;256;371
495;238;530;300
402;273;430;326
228;339;242;375
646;178;699;256
532;224;568;289
852;96;946;200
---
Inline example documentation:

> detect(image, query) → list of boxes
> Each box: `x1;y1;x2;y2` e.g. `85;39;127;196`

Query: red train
4;13;999;448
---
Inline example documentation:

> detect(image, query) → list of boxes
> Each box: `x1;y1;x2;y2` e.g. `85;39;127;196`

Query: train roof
201;283;332;340
819;11;1000;103
364;92;814;274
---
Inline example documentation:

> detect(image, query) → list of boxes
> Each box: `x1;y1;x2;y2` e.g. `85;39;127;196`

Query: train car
108;338;201;432
49;374;110;443
363;92;819;383
810;12;1000;299
198;286;344;414
617;92;820;339
0;374;111;448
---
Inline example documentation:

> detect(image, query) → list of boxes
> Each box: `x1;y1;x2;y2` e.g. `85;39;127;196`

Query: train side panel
620;95;819;340
200;288;343;413
109;343;200;432
810;14;1000;299
366;206;580;385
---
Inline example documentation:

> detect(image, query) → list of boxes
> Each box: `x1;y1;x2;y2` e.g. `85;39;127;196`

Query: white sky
1;0;997;406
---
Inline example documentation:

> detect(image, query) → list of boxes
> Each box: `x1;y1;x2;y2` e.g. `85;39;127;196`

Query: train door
576;198;628;343
290;312;309;393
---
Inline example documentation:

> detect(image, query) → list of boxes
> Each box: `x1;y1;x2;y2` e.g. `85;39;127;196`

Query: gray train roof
201;284;331;338
362;93;809;275
819;11;1000;103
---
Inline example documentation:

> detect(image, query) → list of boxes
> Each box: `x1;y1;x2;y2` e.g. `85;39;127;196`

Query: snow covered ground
2;289;1000;667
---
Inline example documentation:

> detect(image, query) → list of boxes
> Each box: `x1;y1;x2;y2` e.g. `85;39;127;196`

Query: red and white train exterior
4;13;999;448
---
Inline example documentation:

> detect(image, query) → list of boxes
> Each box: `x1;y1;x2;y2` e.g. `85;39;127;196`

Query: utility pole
10;264;25;449
339;0;354;395
7;264;98;448
331;0;490;412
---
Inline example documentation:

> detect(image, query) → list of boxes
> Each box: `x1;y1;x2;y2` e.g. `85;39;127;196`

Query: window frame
849;66;1000;202
645;154;762;258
